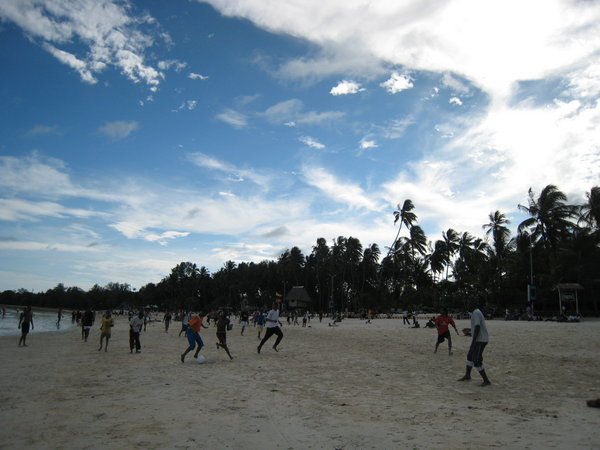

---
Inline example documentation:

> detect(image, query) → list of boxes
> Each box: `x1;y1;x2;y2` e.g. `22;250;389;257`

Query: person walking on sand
215;311;233;360
98;310;114;352
129;310;144;353
458;303;491;386
163;310;172;333
434;308;459;355
257;302;284;353
181;312;207;363
81;308;95;342
18;306;34;347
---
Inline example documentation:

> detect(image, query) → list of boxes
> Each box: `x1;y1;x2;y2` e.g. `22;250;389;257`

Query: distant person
181;312;206;363
239;310;249;335
163;311;172;333
403;311;411;325
458;303;491;386
129;310;144;353
256;311;266;340
257;302;284;353
434;308;459;355
215;311;233;360
179;311;190;337
81;308;95;342
56;308;63;329
18;306;34;347
98;310;114;352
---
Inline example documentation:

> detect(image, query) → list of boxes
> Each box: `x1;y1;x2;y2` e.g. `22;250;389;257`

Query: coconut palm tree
483;210;511;258
579;186;600;232
517;185;576;250
388;199;417;256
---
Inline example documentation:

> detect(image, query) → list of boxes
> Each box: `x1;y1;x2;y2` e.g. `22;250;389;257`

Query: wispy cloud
189;72;209;80
187;152;271;188
299;136;325;149
98;121;139;139
263;99;344;126
26;125;60;137
216;109;248;128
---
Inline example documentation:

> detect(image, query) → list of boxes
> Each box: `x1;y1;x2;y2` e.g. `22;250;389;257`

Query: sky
0;0;599;293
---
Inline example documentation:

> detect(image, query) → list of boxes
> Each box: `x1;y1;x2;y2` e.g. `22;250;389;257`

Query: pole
529;235;534;317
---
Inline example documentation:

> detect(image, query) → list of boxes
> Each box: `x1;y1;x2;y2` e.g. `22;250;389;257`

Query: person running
163;311;172;333
81;308;95;342
257;302;284;353
98;310;114;352
215;311;233;360
256;311;266;340
434;308;459;355
18;306;34;347
458;303;491;386
129;310;144;353
181;312;206;363
239;310;249;335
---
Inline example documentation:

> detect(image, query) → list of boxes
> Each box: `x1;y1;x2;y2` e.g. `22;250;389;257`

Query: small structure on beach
555;283;583;315
284;286;312;311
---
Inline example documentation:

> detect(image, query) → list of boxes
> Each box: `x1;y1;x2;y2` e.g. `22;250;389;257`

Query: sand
0;315;599;449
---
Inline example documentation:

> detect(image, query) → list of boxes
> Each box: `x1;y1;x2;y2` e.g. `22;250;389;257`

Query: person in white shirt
129;310;144;353
458;304;491;386
257;302;284;353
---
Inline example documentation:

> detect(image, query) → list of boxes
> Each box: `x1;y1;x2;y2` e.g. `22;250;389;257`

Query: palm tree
388;199;417;257
579;186;600;232
483;210;511;258
517;185;576;250
441;228;460;280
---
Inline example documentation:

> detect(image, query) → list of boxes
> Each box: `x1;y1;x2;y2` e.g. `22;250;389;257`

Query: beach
0;315;598;449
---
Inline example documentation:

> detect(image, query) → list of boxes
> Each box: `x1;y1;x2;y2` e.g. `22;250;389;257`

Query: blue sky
0;0;599;292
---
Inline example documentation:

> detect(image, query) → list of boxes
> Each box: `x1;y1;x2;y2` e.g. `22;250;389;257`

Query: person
215;311;233;360
18;306;34;347
458;304;491;386
257;302;284;353
181;312;206;363
98;310;114;352
178;311;190;337
163;311;172;333
129;310;144;353
256;310;266;339
81;308;95;342
56;308;62;329
239;310;249;336
434;308;459;355
403;310;411;325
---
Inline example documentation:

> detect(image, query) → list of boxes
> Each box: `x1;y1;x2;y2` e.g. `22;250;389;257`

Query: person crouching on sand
181;312;207;363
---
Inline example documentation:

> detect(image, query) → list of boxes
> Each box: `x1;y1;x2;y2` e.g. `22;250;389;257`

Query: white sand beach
1;316;599;449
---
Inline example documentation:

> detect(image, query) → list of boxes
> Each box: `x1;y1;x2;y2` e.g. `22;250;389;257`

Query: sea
0;308;76;337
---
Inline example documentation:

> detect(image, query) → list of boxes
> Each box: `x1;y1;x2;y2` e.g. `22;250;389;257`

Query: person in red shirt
181;312;207;363
434;308;459;355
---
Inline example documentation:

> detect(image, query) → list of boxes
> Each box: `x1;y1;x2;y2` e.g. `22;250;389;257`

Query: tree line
1;185;598;316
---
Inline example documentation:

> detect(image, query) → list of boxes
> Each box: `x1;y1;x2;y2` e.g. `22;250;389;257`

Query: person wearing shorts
239;310;249;335
458;304;491;386
215;311;233;360
98;310;114;352
434;308;459;355
181;312;205;363
18;306;34;347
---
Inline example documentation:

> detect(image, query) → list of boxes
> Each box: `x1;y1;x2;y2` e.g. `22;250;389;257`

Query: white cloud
299;136;325;149
0;0;164;89
189;72;209;80
302;165;381;211
98;121;139;139
187;152;271;188
158;59;187;71
173;100;198;112
216;109;248;128
381;72;414;94
449;97;463;106
360;139;378;149
330;80;365;95
263;99;344;125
